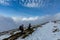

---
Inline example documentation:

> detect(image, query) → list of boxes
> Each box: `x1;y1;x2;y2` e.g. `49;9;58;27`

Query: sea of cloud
0;13;60;32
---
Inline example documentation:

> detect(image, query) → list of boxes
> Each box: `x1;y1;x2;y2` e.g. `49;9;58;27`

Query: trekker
19;24;24;34
28;23;32;29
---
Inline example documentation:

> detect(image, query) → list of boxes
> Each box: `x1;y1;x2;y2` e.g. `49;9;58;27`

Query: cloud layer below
0;15;17;32
0;13;60;32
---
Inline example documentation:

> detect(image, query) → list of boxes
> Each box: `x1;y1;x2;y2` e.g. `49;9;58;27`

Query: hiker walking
19;24;24;34
28;23;32;29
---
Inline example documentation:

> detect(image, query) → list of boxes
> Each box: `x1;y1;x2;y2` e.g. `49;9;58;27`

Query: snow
0;21;60;40
0;21;59;40
17;22;60;40
0;34;10;40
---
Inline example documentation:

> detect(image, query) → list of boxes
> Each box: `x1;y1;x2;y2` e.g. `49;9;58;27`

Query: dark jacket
28;23;31;29
19;25;24;31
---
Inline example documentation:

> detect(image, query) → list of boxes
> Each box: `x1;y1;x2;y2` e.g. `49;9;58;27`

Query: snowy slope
0;21;60;40
0;34;11;40
17;22;60;40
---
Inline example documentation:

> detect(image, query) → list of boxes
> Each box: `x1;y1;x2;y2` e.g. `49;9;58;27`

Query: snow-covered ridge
17;22;60;40
0;21;60;40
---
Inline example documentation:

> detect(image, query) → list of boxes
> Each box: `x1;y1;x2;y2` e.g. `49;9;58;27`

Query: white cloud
53;13;60;21
0;0;10;6
1;13;60;32
0;15;46;32
25;2;39;8
20;0;43;8
22;16;39;21
12;16;39;21
12;15;50;27
0;15;17;32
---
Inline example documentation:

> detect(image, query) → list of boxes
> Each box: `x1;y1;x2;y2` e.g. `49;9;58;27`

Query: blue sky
0;0;60;17
0;0;60;32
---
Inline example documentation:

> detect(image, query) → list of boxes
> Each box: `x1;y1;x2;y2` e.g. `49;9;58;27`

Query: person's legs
21;29;25;34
